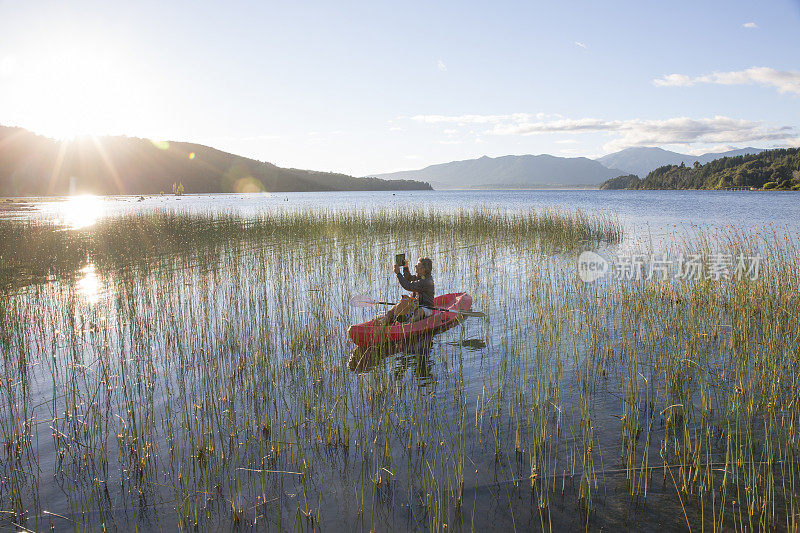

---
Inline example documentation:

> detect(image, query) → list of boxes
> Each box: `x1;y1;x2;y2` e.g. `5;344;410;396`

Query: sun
0;32;154;140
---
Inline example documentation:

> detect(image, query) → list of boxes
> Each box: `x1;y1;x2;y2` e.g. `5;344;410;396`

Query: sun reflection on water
77;263;100;304
61;194;103;229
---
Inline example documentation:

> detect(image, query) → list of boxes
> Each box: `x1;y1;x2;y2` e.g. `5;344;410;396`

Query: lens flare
234;177;265;193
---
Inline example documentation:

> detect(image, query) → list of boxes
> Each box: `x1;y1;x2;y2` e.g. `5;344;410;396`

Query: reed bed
1;206;619;288
0;206;797;531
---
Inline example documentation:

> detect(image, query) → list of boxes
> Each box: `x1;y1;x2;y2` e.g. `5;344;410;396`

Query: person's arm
396;271;425;292
402;264;418;281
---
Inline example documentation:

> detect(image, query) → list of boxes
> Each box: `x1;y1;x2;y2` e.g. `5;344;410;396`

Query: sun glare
77;263;100;305
1;33;154;140
60;195;104;229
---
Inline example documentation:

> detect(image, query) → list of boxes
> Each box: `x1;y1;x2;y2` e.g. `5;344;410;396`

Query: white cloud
488;117;612;135
778;137;800;148
742;22;758;28
652;73;694;87
574;41;587;49
405;112;796;153
684;144;736;156
596;117;793;152
653;67;800;95
437;59;447;71
555;139;579;144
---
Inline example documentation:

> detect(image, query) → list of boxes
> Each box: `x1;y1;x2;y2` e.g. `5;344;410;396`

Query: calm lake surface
9;188;800;238
2;190;799;532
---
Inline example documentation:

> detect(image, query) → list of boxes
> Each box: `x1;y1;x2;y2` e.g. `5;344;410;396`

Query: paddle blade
349;293;378;308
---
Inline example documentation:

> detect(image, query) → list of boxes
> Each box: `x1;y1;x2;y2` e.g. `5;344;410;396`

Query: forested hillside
0;126;431;196
600;148;800;190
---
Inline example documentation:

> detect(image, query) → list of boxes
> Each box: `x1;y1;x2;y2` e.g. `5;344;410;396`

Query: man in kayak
375;257;435;325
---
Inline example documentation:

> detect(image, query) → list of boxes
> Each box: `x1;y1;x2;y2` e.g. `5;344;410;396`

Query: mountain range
0;123;772;194
370;147;766;189
370;154;623;189
0;126;431;196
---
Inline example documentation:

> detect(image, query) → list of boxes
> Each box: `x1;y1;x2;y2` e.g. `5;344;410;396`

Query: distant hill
369;154;623;189
599;147;800;190
596;146;764;177
0;126;431;196
599;174;641;190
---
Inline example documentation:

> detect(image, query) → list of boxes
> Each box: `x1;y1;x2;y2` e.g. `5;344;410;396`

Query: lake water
2;190;799;531
9;188;800;237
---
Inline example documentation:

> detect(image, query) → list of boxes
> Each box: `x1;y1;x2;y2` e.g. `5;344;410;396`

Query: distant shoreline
436;186;601;191
11;187;800;203
0;187;610;201
599;147;799;191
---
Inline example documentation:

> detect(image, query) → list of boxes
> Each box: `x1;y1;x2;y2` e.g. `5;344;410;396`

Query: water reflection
76;263;100;304
349;335;435;379
348;313;472;379
394;337;435;382
61;194;103;229
447;337;487;350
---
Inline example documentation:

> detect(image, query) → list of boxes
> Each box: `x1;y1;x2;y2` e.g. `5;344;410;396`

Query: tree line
600;147;800;190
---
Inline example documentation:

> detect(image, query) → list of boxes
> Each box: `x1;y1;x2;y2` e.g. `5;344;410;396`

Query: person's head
416;257;433;278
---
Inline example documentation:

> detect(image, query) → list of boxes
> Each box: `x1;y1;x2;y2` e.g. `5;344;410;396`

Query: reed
0;205;797;531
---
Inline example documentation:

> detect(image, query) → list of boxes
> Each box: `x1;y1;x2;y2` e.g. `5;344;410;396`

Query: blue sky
0;0;798;175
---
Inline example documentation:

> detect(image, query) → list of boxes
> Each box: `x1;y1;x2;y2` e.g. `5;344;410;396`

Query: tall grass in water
0;206;620;287
1;206;799;531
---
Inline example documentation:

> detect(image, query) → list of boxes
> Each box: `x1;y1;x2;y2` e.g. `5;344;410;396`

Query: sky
0;0;798;176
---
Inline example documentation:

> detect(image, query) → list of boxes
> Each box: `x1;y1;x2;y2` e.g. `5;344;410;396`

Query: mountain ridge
368;153;625;189
368;147;768;189
0;125;431;196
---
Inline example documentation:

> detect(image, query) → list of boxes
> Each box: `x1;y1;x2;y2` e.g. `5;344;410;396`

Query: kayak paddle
349;294;486;318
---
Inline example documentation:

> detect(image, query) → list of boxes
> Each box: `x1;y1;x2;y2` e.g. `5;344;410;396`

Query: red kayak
348;292;473;347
